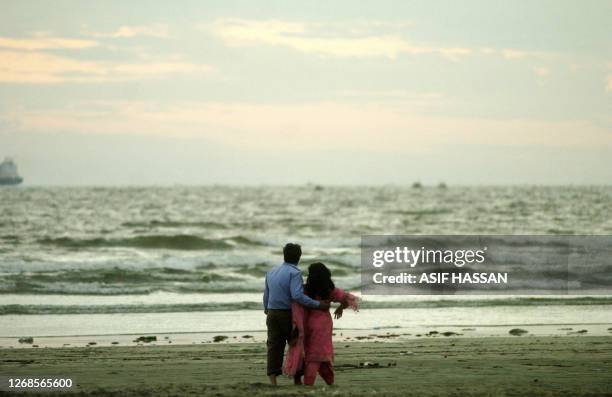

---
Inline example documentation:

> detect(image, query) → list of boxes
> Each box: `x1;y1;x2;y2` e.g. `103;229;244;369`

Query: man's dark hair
283;243;302;264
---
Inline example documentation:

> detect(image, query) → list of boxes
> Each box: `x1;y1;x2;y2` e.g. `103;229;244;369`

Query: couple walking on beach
263;243;359;386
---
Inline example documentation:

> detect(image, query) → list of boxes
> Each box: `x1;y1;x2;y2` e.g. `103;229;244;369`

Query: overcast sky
1;0;611;185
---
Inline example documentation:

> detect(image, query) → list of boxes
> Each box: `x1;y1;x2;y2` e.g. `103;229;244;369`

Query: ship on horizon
0;157;24;186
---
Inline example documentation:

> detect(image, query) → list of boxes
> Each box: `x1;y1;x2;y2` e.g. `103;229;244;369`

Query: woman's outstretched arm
331;288;360;319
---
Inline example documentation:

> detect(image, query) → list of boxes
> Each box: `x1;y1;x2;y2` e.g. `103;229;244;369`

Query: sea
1;186;611;346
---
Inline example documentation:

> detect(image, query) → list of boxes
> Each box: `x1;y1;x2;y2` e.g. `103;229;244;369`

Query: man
263;243;329;385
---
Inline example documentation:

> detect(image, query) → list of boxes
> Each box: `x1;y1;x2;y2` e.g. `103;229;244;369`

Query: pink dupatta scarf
283;288;359;376
282;302;307;376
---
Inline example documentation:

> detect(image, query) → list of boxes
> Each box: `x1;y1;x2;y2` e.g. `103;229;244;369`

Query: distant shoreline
5;184;612;188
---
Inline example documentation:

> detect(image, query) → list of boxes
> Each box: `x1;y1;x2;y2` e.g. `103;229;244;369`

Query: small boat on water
0;157;24;185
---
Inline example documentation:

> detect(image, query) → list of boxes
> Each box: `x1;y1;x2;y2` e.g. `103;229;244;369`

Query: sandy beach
2;336;611;396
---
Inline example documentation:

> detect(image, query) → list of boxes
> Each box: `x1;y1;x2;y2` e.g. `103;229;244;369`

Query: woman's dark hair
305;262;335;300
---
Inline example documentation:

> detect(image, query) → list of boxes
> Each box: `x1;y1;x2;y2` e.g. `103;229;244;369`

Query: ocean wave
225;235;268;246
121;220;228;229
0;266;266;295
2;297;612;315
0;261;361;295
0;281;265;295
388;208;453;216
38;235;235;250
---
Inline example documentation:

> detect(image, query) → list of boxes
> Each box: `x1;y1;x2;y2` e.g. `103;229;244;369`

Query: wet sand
3;305;612;349
2;336;611;396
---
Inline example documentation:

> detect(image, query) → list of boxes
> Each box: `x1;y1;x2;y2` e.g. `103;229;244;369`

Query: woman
283;262;359;386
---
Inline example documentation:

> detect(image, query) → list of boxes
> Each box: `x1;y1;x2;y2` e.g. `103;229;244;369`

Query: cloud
90;24;170;39
531;66;549;77
205;18;471;60
0;35;97;50
111;62;210;77
0;51;102;83
6;100;610;150
501;49;530;59
0;50;211;84
478;47;551;61
502;49;549;60
334;90;445;103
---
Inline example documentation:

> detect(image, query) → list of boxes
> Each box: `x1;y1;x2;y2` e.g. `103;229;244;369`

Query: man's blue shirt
263;262;320;309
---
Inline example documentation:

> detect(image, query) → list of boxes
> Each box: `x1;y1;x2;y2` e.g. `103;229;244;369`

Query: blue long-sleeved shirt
263;262;320;309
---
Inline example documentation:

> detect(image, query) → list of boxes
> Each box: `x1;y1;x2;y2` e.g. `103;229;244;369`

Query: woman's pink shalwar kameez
283;288;359;385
